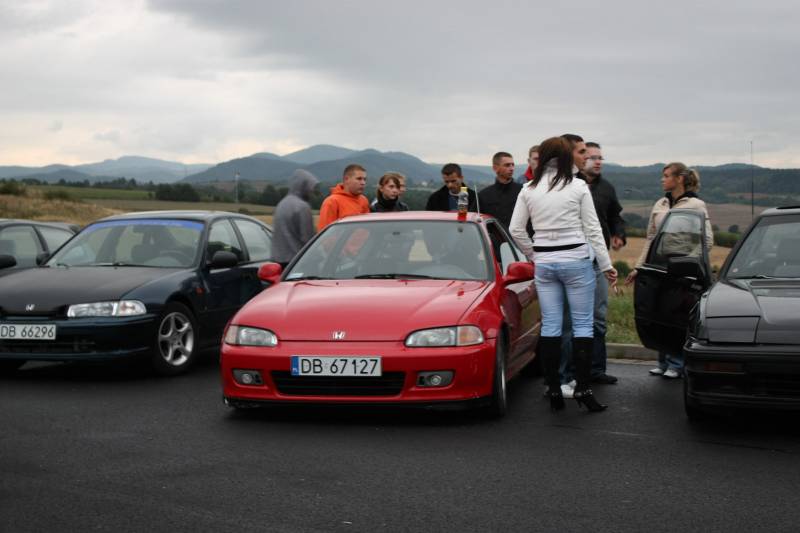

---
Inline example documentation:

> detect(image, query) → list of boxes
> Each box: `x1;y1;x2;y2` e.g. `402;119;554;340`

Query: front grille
0;337;97;355
694;372;800;399
271;371;406;396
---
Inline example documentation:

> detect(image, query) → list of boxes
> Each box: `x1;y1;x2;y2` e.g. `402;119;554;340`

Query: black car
0;211;274;375
634;206;800;417
0;219;78;273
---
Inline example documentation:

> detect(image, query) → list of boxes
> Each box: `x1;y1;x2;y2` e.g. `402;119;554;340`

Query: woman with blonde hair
625;162;713;378
510;137;617;413
371;172;410;212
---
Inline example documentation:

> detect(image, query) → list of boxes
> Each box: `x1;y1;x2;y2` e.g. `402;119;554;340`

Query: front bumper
684;340;800;410
0;315;157;361
220;338;497;405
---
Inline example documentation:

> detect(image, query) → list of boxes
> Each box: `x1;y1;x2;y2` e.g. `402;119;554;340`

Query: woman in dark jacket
371;172;410;212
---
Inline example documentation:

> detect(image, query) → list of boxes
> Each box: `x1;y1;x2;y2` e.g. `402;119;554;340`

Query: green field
92;198;275;216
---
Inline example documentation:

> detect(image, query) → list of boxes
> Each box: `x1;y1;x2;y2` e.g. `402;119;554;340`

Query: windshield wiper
729;274;775;279
355;273;438;279
286;275;331;281
85;262;140;267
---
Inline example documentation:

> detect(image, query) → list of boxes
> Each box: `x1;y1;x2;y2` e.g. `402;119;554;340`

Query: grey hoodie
271;169;319;264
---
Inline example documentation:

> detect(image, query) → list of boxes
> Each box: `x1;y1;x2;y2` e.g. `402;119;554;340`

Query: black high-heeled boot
573;337;607;413
538;336;565;411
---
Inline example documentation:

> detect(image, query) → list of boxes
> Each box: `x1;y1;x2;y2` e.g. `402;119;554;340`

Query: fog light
417;371;454;387
233;369;263;385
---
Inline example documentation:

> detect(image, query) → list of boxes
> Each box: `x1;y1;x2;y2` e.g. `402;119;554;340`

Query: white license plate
0;323;57;341
291;356;382;377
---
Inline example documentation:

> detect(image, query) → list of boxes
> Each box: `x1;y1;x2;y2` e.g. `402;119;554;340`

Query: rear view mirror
503;261;534;286
258;262;282;285
667;256;704;279
209;250;239;269
0;254;16;270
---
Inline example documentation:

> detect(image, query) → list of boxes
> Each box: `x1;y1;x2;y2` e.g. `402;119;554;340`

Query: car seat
773;238;800;277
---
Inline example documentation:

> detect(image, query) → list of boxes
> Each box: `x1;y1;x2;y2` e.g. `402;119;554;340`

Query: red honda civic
220;211;541;416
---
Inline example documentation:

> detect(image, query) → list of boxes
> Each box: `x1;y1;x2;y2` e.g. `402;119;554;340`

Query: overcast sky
2;0;799;168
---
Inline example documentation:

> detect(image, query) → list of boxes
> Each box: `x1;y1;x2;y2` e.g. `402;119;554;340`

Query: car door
35;225;75;255
485;221;538;367
200;218;250;344
0;224;44;269
230;217;274;300
634;209;712;353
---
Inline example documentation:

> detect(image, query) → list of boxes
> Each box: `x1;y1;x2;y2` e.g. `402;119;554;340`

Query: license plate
291;356;382;377
0;323;57;341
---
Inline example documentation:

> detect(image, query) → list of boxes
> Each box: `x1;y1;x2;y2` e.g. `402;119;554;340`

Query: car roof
334;211;489;224
0;219;79;232
94;210;261;223
759;206;800;217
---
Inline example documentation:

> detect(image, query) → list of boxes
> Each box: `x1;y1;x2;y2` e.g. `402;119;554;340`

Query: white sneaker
649;367;665;376
662;368;681;379
561;383;575;399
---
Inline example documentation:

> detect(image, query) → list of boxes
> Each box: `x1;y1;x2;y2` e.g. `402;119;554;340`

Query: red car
220;211;540;416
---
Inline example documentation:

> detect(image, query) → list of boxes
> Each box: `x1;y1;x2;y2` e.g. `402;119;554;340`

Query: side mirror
258;262;282;285
667;256;704;279
503;261;534;285
36;252;50;266
209;250;239;269
0;254;16;270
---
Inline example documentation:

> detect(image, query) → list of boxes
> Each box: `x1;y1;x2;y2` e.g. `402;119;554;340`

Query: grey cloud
94;130;121;143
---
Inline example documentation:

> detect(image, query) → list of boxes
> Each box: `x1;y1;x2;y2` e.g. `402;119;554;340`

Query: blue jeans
560;262;608;383
657;351;684;371
535;258;596;339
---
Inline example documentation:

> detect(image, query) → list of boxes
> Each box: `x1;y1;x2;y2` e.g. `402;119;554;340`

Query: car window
648;211;704;268
233;219;272;262
48;220;203;267
486;221;519;275
0;225;42;267
207;219;245;262
37;226;74;252
727;214;800;279
286;220;489;280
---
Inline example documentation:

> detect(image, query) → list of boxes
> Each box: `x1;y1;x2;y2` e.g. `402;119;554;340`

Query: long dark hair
531;137;574;191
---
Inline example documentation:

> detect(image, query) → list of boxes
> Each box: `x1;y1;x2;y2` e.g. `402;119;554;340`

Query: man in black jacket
478;151;522;230
425;163;478;212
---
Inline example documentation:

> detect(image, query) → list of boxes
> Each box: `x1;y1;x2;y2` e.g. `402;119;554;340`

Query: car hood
235;279;491;341
708;279;800;343
0;266;182;315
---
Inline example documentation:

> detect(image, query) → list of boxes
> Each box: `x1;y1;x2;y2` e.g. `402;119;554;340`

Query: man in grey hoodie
272;169;319;267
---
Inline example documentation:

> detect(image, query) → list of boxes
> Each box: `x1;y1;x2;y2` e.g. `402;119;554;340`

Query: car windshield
47;219;204;268
286;220;490;281
726;214;800;279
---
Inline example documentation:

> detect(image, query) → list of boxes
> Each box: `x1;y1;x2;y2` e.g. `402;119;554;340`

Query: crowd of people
270;134;713;413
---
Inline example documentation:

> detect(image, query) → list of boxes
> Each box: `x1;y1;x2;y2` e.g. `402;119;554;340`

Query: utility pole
750;141;754;220
235;171;240;204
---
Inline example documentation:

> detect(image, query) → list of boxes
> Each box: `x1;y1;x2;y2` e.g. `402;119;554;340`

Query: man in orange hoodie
317;164;370;230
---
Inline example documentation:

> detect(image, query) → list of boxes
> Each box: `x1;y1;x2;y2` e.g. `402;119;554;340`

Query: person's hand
604;267;618;286
611;236;625;250
625;269;638;285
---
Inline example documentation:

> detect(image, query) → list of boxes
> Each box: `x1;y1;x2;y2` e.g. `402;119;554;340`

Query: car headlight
67;300;146;318
405;325;484;347
224;325;278;347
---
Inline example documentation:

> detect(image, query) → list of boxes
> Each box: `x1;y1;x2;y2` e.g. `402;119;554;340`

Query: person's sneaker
591;373;618;384
662;368;681;379
561;383;575;399
649;367;665;376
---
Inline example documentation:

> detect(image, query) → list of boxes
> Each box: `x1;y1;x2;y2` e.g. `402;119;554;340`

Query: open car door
634;209;713;353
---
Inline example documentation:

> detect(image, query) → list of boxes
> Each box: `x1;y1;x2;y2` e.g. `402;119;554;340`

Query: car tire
151;302;198;376
486;334;509;418
0;359;25;374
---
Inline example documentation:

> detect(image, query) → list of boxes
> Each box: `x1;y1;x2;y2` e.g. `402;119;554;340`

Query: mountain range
3;146;796;207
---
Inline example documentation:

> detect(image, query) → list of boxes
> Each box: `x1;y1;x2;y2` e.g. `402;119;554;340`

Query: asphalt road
2;359;800;533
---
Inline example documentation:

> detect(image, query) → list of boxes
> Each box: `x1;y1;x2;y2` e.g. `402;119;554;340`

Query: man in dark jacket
479;151;522;229
272;169;319;268
425;163;477;212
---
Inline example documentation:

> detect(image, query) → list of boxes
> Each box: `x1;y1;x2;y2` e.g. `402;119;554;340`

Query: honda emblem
332;331;346;340
25;304;35;312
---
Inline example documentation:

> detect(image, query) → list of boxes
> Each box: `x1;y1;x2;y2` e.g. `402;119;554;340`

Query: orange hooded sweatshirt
317;183;370;230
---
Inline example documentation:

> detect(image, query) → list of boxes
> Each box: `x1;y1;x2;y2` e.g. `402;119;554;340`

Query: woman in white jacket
510;137;617;412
